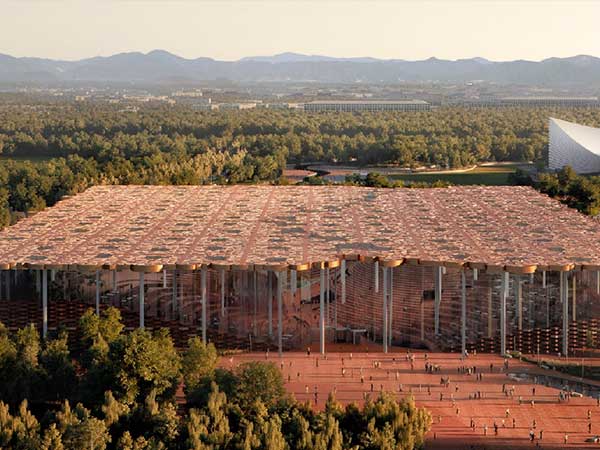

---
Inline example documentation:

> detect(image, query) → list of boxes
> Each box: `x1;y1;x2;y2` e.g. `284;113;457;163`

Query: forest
3;101;600;228
0;309;431;449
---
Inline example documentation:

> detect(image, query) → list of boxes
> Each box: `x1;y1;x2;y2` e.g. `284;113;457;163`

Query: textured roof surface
1;185;599;272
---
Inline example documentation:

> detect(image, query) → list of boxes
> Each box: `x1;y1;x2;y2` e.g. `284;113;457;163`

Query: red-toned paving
222;349;600;449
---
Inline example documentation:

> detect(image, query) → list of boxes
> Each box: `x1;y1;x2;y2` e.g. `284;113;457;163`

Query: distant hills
1;50;599;85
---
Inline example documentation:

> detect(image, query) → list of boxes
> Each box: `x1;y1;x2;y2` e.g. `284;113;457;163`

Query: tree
41;424;65;450
182;338;218;392
236;362;286;408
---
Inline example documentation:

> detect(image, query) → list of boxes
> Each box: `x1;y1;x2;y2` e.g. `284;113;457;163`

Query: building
548;117;600;174
462;97;600;108
303;100;430;112
1;185;600;357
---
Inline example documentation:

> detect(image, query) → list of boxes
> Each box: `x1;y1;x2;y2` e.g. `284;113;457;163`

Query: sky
3;0;600;61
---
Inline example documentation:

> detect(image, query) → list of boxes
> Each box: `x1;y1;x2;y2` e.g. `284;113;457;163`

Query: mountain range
1;50;599;85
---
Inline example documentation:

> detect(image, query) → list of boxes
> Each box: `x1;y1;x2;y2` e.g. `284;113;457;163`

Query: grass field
389;163;529;186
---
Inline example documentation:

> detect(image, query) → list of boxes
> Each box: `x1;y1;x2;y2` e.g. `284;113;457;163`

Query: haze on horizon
3;0;600;62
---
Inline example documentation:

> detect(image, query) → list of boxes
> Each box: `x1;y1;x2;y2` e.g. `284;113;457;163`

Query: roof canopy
0;185;598;273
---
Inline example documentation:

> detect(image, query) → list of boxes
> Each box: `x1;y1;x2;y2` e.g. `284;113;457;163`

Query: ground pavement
221;348;600;449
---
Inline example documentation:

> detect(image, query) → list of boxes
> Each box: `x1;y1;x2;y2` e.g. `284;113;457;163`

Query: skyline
2;0;600;62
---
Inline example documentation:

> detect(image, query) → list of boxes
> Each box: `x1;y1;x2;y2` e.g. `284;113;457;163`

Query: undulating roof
549;118;600;174
0;185;599;273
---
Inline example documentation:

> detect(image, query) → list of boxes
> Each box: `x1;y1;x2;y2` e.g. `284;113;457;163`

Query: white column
95;270;101;315
562;271;569;356
36;269;41;296
51;269;56;282
253;271;258;336
374;261;379;293
389;267;393;347
383;267;388;353
163;269;167;288
139;272;145;329
341;260;346;304
201;267;207;344
319;268;325;354
277;271;283;356
220;269;225;317
500;271;508;355
172;270;178;319
42;269;48;338
267;271;273;336
473;268;478;281
291;269;297;297
326;267;330;323
542;270;546;288
572;273;577;322
487;286;493;338
461;269;467;354
515;275;522;331
434;266;443;335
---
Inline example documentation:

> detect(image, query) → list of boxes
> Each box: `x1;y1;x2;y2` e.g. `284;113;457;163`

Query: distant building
218;102;258;110
303;100;430;112
464;97;600;108
548;117;600;174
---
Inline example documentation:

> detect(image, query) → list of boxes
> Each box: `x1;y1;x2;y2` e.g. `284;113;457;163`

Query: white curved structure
549;117;600;174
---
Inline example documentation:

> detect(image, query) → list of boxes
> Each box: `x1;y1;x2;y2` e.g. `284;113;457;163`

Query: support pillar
562;271;569;357
277;271;283;357
291;269;297;297
220;269;225;317
253;271;258;336
112;269;117;292
500;271;508;355
326;267;330;323
95;270;101;316
487;286;493;338
382;267;388;354
473;268;478;281
42;269;48;338
268;271;273;337
163;269;167;288
388;267;393;347
434;266;442;335
572;273;577;321
341;260;346;304
515;275;522;331
542;270;547;288
319;268;325;355
139;272;145;329
201;267;207;344
172;270;178;319
374;261;379;293
36;269;41;296
461;269;467;354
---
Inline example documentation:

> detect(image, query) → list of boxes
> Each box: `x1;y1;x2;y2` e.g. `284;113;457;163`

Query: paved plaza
224;349;600;449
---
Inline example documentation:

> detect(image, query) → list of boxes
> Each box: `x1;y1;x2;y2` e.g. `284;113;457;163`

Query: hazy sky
3;0;600;61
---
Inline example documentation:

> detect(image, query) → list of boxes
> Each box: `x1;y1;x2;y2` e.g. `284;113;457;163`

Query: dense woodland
2;102;600;227
0;309;431;449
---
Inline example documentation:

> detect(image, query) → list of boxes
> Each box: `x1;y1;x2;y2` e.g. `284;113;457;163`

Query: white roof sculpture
549;117;600;174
